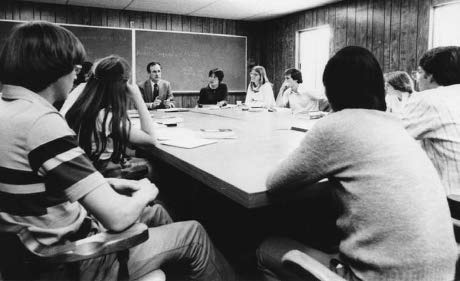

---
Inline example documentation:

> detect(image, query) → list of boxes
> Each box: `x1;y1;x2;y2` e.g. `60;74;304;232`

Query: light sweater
245;83;275;108
267;109;457;281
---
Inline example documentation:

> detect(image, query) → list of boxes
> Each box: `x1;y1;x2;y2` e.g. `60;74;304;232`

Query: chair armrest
18;223;149;263
282;250;346;281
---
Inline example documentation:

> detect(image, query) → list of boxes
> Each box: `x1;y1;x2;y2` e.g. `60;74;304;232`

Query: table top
148;107;318;208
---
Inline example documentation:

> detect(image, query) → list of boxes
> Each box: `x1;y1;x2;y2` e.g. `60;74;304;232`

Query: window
432;2;460;47
296;25;331;92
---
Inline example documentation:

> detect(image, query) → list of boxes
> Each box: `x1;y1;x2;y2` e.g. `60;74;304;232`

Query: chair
281;250;345;281
283;195;460;281
0;223;165;281
447;194;460;281
447;195;460;242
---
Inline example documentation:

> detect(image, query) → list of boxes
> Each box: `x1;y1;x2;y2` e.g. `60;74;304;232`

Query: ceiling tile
191;0;270;20
128;0;216;15
67;0;132;10
17;0;344;21
18;0;67;5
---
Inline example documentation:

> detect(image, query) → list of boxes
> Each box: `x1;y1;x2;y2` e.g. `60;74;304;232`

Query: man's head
323;46;386;112
0;21;86;101
146;62;162;83
284;68;303;88
417;46;460;91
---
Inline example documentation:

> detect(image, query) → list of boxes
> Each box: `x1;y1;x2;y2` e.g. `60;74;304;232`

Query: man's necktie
153;83;159;100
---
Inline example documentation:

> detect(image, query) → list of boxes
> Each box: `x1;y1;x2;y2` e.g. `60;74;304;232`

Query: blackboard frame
0;19;247;93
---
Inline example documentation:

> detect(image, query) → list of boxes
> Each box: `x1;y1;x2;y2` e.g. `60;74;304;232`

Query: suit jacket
138;79;174;109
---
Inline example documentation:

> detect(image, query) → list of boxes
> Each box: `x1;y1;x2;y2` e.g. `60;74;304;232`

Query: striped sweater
0;85;106;247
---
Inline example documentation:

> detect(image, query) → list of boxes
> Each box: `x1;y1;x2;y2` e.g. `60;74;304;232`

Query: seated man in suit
0;21;234;281
139;62;174;109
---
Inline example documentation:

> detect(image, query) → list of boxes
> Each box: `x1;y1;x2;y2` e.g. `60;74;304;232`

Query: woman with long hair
65;55;157;177
384;71;414;115
245;65;275;108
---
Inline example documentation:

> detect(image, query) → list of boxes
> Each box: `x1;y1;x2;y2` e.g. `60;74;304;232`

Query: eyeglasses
74;65;82;74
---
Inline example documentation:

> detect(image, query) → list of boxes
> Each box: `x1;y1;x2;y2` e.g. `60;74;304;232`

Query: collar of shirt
150;80;160;89
2;84;56;111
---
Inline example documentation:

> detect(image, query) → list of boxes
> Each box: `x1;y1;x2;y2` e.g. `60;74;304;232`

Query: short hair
419;46;460;86
0;21;86;92
209;68;224;82
146;62;161;73
323;46;386;111
284;68;303;83
384;71;414;94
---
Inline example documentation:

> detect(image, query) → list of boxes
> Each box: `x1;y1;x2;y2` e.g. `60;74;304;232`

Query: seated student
197;68;228;106
257;46;457;281
65;55;159;179
245;65;276;108
0;21;234;281
384;71;414;115
276;68;326;113
402;46;460;195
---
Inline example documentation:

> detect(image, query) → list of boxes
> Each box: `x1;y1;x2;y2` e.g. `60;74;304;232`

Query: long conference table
146;107;322;209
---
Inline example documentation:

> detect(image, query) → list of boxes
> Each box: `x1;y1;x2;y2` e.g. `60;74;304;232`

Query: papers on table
127;110;155;118
198;104;238;110
199;129;236;139
160;138;217;149
154;116;183;126
157;108;189;112
156;127;218;148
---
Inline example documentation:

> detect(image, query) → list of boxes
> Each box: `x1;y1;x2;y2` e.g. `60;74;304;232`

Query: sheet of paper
157;108;189;112
199;129;236;139
159;138;217;149
155;127;197;141
154;116;184;125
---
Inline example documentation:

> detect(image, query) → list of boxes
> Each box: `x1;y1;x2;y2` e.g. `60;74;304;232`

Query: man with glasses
402;46;460;195
139;62;174;109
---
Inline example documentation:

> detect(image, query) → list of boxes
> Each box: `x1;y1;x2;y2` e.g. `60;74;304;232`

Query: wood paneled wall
0;0;255;107
261;0;433;93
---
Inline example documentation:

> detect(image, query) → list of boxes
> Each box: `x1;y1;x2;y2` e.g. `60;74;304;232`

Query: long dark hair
323;46;386;111
66;55;131;164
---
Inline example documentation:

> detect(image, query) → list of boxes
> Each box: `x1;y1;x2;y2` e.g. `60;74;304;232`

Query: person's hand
127;83;143;100
280;82;290;93
107;178;141;195
136;178;159;204
164;99;174;108
153;97;162;108
217;101;227;107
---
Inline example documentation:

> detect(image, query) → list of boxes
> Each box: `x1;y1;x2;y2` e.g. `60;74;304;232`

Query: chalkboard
135;30;246;92
0;20;132;68
64;25;132;66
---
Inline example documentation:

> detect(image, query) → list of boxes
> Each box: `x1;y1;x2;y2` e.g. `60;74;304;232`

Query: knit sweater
267;109;457;281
